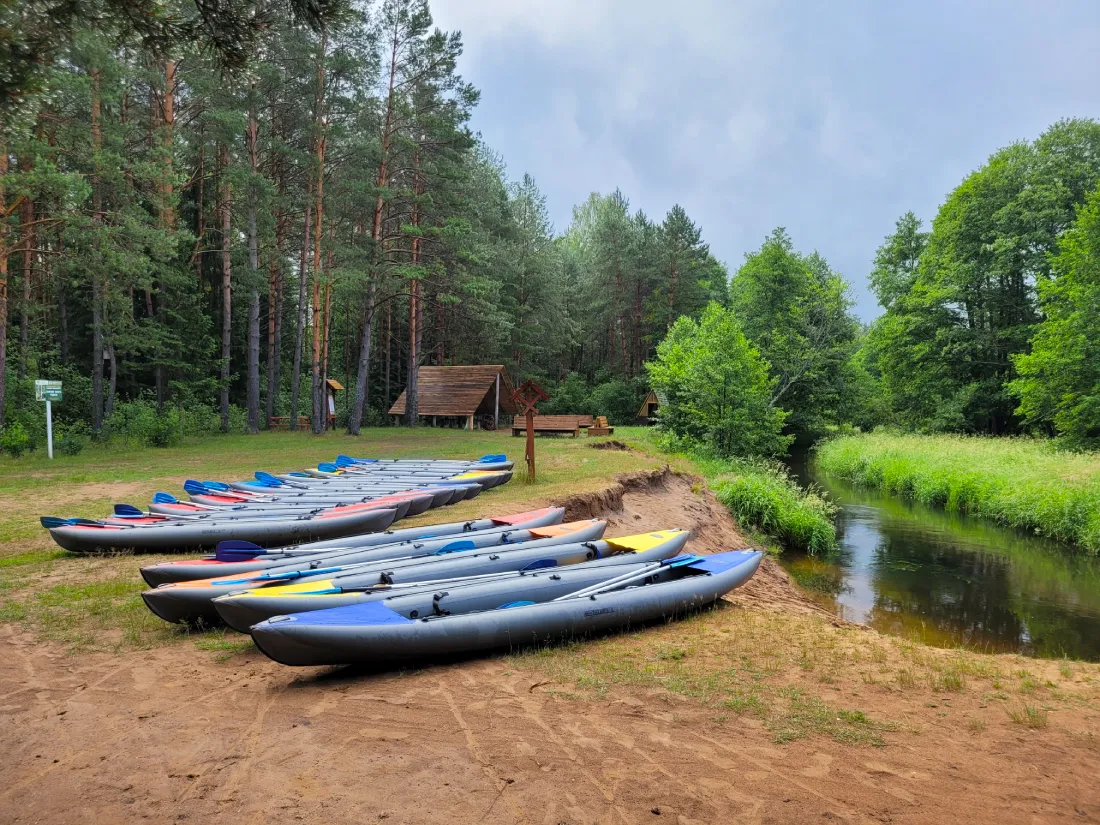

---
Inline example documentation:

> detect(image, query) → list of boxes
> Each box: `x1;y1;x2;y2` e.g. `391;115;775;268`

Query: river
781;454;1100;661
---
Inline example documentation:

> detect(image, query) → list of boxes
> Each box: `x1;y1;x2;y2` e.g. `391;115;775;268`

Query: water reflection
782;456;1100;661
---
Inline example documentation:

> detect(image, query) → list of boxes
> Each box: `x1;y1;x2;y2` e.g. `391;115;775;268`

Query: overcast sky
431;0;1100;320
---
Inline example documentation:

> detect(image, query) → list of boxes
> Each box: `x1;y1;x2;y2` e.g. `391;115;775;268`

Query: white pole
45;398;54;459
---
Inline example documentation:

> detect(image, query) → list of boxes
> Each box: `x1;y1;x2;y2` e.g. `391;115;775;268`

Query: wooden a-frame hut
637;390;667;425
389;365;517;429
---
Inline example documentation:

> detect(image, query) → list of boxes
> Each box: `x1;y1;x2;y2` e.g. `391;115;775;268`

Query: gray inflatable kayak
44;503;398;555
140;521;623;625
211;529;686;631
251;549;763;666
139;506;567;587
217;552;685;633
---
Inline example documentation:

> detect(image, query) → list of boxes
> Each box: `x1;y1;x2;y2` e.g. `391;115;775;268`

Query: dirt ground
2;470;1099;824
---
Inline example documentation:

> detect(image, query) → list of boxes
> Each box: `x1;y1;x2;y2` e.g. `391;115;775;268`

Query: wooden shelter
637;390;666;425
389;365;517;429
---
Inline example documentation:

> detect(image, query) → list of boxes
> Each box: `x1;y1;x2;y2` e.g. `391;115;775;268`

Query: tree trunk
57;223;68;366
245;96;261;434
106;342;117;418
406;281;419;426
154;58;175;413
348;283;375;435
219;143;232;433
290;182;311;432
18;188;32;380
90;67;105;434
266;218;284;427
0;143;9;428
309;32;327;436
384;299;391;413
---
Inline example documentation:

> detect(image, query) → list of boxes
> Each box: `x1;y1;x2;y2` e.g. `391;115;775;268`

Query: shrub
647;303;791;457
54;422;89;456
145;412;182;448
0;422;32;458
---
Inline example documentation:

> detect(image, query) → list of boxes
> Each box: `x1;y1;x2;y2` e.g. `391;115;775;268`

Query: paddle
553;555;703;602
40;516;107;529
215;540;265;561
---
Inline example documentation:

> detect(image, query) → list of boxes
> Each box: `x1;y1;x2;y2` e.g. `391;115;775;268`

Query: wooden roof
389;365;518;417
325;378;345;391
637;390;666;417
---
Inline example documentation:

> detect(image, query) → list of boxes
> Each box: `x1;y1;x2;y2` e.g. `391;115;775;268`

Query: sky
430;0;1100;321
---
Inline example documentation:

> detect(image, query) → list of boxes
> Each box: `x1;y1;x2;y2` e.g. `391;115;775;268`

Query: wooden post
467;414;474;431
525;410;535;480
494;373;500;431
510;380;549;483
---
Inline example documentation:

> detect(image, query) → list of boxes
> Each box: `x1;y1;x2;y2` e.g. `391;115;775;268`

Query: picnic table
511;414;593;438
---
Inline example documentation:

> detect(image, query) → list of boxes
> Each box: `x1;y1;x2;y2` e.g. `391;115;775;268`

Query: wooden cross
510;380;549;481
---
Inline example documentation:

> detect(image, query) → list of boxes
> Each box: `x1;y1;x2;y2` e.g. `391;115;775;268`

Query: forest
3;0;1100;459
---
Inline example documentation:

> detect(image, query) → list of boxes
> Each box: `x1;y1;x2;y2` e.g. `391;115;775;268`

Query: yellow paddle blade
240;579;338;597
604;529;685;553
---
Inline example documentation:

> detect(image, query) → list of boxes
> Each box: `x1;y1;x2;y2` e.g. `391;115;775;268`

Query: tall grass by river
815;433;1100;554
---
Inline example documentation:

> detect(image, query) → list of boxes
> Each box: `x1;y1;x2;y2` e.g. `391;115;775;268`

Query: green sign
35;380;62;402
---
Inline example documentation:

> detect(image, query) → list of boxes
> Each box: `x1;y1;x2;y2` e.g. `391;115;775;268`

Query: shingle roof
389;365;518;417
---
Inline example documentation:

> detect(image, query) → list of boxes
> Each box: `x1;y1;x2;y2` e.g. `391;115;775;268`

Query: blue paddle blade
497;600;536;610
254;471;284;486
661;554;704;567
40;516;77;528
520;559;559;571
203;481;230;491
183;479;209;496
114;504;144;516
215;539;265;561
152;492;178;504
349;456;377;464
433;539;476;555
317;462;340;473
288;472;310;478
479;454;506;462
334;455;354;468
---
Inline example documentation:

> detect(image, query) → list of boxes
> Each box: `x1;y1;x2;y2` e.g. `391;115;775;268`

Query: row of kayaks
137;503;763;667
40;454;515;554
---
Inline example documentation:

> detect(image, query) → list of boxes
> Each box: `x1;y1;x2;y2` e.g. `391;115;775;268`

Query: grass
815;432;1100;553
1008;704;1050;728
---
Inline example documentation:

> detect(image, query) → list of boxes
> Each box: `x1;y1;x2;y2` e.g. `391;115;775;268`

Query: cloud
431;0;1100;320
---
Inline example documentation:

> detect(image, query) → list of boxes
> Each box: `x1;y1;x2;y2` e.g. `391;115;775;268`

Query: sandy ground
2;470;1098;824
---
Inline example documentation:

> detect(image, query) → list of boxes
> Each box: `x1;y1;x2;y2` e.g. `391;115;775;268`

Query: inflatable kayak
44;502;398;555
140;520;619;624
332;454;513;472
139;506;566;586
251;549;762;666
185;486;443;514
217;548;687;633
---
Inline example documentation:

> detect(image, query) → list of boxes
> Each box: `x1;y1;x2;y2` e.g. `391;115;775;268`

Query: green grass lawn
816;432;1100;553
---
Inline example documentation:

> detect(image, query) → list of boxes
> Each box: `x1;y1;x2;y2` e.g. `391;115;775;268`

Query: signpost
34;380;62;459
510;380;549;482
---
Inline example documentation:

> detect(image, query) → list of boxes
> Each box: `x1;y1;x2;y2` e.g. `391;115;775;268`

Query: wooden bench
268;415;310;430
587;416;615;436
511;415;590;437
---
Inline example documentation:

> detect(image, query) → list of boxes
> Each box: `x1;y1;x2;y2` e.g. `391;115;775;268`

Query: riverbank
626;432;838;554
816;432;1100;553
